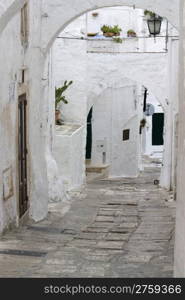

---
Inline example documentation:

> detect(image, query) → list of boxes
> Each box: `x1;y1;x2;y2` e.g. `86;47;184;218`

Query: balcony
86;36;169;54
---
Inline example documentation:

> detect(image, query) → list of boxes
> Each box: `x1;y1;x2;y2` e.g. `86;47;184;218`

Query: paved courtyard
0;158;176;277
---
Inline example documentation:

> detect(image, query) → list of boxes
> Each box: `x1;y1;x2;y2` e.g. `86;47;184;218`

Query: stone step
86;164;110;174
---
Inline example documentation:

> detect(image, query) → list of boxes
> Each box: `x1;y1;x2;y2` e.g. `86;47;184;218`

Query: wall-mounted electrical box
96;139;107;152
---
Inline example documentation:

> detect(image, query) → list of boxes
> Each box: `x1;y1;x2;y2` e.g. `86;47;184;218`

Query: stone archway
0;0;26;34
41;0;180;52
0;0;179;217
0;0;183;277
86;55;168;113
0;0;179;39
86;74;165;176
46;1;179;205
23;0;179;222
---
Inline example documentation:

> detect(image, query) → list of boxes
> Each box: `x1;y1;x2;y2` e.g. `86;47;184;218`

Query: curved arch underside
0;0;26;34
41;0;180;51
0;0;180;50
86;53;168;112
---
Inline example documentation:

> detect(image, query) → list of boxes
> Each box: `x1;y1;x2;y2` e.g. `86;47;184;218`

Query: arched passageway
0;0;183;277
35;1;179;223
52;12;174;194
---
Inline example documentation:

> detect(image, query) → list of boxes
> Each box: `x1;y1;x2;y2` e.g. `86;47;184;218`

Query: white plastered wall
90;82;142;178
0;0;180;233
0;12;23;233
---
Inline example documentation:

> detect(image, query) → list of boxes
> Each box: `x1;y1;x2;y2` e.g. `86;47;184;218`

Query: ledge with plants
101;25;122;37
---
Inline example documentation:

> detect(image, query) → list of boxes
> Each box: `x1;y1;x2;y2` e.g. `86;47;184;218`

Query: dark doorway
86;107;93;159
152;113;164;146
18;94;29;218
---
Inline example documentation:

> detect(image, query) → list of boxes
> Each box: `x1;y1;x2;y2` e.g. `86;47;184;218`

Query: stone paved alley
0;157;175;277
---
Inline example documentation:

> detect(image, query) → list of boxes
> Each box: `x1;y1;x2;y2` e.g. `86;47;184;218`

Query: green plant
101;25;110;33
101;24;122;34
127;29;136;34
144;10;156;18
113;37;123;43
55;80;73;109
112;25;122;35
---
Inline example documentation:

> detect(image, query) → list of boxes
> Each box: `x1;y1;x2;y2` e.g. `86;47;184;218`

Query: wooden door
18;94;29;217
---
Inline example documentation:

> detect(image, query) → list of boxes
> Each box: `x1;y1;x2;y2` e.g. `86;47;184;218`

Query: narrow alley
0;157;175;278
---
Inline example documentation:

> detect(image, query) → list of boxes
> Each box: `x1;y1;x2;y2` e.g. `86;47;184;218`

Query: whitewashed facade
2;0;185;277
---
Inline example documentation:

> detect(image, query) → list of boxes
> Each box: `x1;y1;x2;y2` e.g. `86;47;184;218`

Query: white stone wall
90;82;141;178
1;0;185;278
0;1;179;231
87;6;142;37
53;38;87;124
52;9;177;186
54;125;85;192
0;12;23;233
174;0;185;277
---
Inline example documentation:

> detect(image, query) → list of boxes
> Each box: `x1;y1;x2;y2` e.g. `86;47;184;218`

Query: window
21;3;29;46
123;129;130;141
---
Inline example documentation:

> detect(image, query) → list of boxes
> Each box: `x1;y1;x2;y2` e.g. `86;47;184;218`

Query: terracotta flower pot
87;33;98;37
55;110;61;121
103;32;120;37
92;12;99;17
127;32;137;37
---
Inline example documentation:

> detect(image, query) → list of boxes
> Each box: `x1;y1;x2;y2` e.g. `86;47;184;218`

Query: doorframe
16;86;30;224
86;107;93;160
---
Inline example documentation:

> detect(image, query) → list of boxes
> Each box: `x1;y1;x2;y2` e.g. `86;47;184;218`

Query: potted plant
144;10;162;20
101;25;122;37
127;29;137;37
144;10;156;19
139;118;147;134
140;118;146;127
92;12;99;17
87;32;99;37
55;80;73;125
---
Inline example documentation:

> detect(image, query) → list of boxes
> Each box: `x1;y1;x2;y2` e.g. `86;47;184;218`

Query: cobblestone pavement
0;158;176;277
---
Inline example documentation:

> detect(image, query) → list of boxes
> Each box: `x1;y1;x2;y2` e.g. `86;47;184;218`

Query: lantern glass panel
147;19;162;35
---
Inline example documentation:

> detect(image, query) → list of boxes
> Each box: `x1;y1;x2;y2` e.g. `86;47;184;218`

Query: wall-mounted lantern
144;10;163;37
147;16;163;36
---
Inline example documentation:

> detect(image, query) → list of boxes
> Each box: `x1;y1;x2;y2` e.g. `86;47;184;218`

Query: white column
160;104;173;190
26;0;49;220
174;0;185;277
160;37;174;190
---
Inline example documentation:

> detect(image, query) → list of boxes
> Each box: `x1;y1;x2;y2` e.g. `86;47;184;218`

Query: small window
22;70;25;83
21;3;29;46
123;129;130;141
